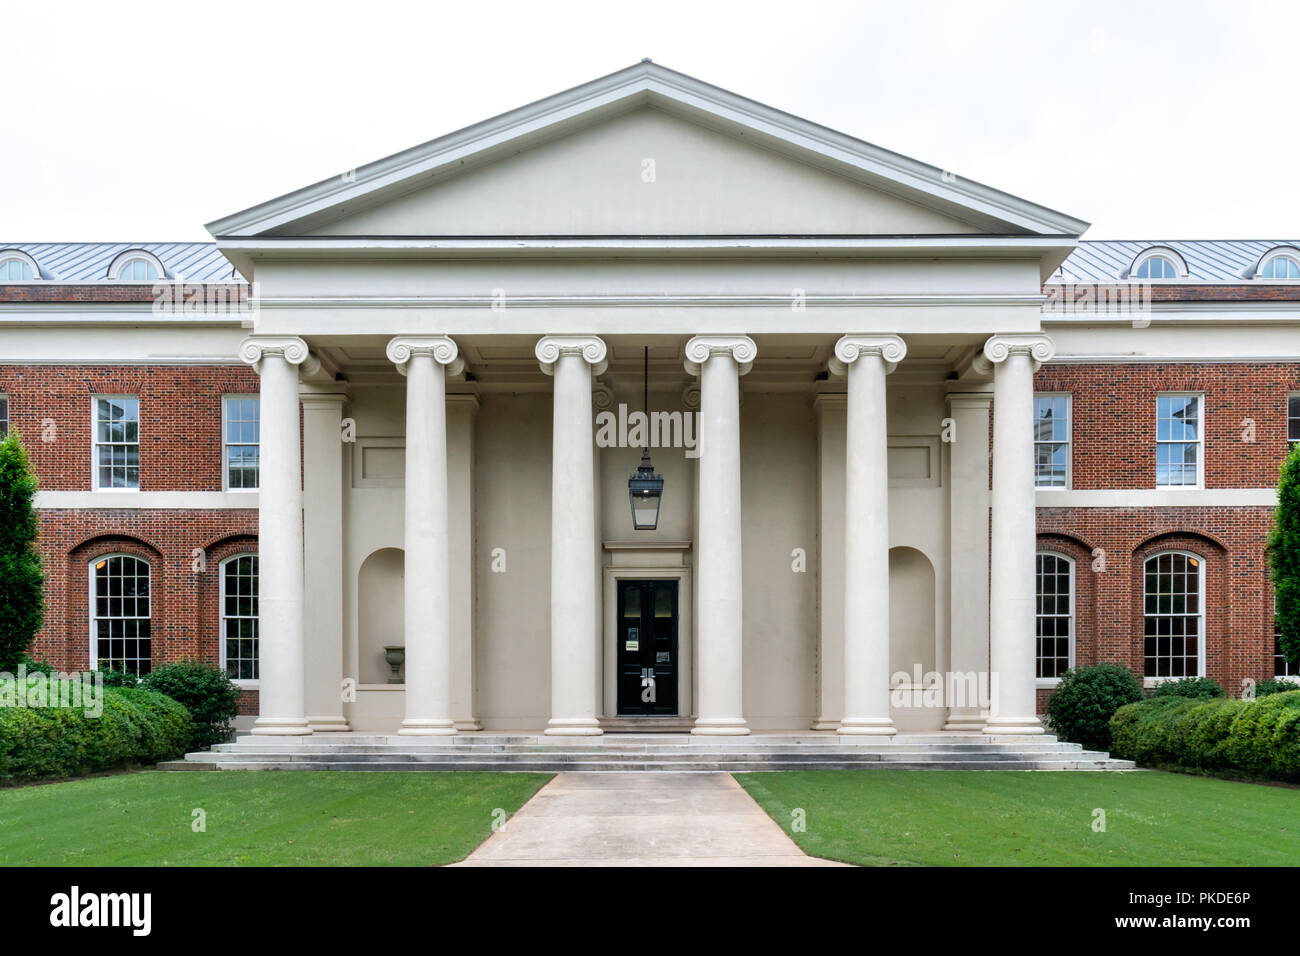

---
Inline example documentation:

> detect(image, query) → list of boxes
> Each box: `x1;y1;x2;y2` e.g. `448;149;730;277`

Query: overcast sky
2;0;1295;241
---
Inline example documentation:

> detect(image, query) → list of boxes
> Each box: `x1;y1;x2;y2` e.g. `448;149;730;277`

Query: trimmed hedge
0;682;193;783
140;660;240;750
1255;678;1300;698
1149;676;1225;699
1046;663;1145;751
1109;690;1300;781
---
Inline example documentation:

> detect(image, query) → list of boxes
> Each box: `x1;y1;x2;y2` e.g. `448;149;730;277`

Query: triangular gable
206;61;1088;238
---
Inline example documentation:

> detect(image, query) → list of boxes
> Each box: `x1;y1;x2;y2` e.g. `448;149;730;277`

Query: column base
811;718;841;731
691;717;750;736
838;716;896;736
544;718;603;736
251;716;313;736
307;715;351;733
454;718;484;732
982;715;1046;735
398;718;458;736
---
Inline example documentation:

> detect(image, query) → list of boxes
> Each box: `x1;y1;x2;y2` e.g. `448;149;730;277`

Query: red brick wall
1036;508;1276;709
0;364;259;492
1033;363;1298;490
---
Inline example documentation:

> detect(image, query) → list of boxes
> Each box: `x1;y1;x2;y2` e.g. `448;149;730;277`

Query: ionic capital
535;335;608;376
828;334;907;376
238;336;312;375
683;335;757;376
973;333;1055;374
387;335;465;378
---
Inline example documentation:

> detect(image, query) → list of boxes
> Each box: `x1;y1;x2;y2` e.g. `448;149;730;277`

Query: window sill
1035;678;1063;688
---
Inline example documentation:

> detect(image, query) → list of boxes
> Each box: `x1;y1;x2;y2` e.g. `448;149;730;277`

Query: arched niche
358;548;405;684
889;546;937;678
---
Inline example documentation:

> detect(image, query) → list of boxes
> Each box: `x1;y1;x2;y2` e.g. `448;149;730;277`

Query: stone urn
383;645;405;684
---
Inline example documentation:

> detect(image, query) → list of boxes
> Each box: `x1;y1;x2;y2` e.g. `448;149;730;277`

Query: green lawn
737;771;1300;866
0;771;551;866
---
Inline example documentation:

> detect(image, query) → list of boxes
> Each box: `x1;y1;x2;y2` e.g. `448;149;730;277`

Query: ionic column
684;335;756;736
536;336;607;736
830;335;906;735
301;388;350;732
978;333;1054;735
239;336;312;736
387;336;463;736
813;392;847;730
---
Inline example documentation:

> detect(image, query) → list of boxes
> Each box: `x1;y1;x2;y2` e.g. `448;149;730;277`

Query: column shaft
251;349;310;735
984;337;1050;734
400;352;456;735
840;353;895;734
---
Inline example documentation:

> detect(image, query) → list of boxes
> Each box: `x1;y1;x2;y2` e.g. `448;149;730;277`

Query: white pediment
207;62;1088;240
302;107;982;237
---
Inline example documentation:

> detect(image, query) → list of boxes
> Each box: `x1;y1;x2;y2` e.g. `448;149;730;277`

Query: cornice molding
683;334;757;375
386;335;465;377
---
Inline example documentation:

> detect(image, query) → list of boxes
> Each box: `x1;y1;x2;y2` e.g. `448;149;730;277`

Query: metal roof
1053;240;1300;283
4;238;1297;285
0;242;240;281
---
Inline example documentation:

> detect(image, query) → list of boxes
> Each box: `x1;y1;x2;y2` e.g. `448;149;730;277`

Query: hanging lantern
627;346;664;530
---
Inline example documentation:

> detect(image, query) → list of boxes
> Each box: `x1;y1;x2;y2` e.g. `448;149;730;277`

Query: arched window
0;250;40;281
107;250;164;281
220;554;259;681
90;555;152;675
1134;255;1179;279
1036;552;1074;679
1257;251;1300;280
1143;551;1205;678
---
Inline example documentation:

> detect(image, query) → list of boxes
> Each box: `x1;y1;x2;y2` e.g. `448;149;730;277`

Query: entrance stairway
162;732;1136;772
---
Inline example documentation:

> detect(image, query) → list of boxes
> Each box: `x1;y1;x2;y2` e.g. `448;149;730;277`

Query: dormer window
1128;247;1189;281
108;250;165;281
0;250;40;281
1256;250;1300;280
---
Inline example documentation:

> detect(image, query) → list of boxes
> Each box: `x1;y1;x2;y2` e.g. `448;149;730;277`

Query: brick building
1;63;1296;735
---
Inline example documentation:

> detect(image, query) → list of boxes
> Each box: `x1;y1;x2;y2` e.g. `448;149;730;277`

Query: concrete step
173;757;1135;772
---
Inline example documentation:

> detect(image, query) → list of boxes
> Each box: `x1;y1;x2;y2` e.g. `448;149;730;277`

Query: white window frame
1128;247;1189;281
1035;551;1076;687
219;553;259;688
1142;549;1207;685
107;249;165;281
1155;392;1204;489
1288;392;1300;451
1033;392;1071;490
1255;248;1300;282
91;394;141;492
0;249;41;281
222;394;259;492
88;553;152;675
0;393;8;437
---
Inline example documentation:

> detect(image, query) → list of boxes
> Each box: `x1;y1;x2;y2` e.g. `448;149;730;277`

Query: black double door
616;579;679;716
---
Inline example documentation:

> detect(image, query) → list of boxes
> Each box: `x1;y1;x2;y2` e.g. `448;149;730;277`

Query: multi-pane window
91;555;152;676
1033;394;1070;488
94;396;140;489
221;555;259;681
1289;394;1300;450
1;258;35;280
1156;394;1201;487
1036;553;1073;679
1143;552;1204;678
115;258;159;281
1259;255;1300;280
1276;630;1299;678
0;395;7;437
223;396;260;490
1134;255;1179;279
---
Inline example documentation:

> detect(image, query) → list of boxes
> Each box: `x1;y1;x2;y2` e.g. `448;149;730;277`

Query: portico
213;61;1087;739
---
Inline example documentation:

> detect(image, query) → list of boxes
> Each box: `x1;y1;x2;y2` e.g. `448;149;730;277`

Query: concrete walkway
454;772;846;867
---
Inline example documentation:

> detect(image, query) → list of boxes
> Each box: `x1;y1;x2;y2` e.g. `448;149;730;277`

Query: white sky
2;0;1296;241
